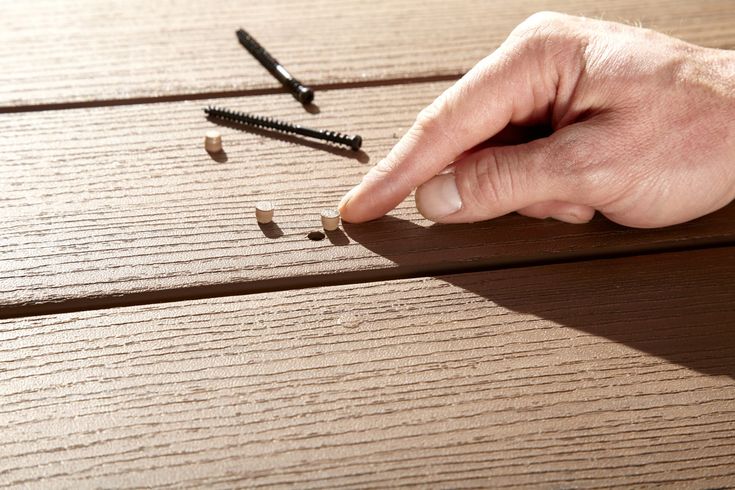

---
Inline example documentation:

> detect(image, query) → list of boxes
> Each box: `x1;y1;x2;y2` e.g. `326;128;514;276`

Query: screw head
296;86;314;105
349;135;362;152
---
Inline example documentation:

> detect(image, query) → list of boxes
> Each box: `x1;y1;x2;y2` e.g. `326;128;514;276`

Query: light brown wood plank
1;248;733;488
3;81;735;316
2;0;735;108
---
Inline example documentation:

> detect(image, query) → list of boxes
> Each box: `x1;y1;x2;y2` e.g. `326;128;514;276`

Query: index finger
338;24;571;223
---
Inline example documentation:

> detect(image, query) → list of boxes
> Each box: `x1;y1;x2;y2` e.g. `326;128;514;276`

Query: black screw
205;106;363;151
236;28;314;105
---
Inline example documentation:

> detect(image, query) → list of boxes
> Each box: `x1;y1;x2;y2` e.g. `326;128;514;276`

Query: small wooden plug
255;201;274;224
204;130;223;153
320;209;341;231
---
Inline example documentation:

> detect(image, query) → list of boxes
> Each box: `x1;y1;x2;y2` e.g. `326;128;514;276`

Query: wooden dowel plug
320;209;341;231
255;201;274;224
204;130;223;153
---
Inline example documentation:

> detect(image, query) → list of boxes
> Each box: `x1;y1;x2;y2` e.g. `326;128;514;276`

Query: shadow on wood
207;148;228;163
344;216;735;379
258;221;283;239
304;102;320;114
326;228;350;246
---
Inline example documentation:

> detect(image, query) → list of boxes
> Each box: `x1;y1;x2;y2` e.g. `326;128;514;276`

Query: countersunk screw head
349;135;362;151
297;86;314;105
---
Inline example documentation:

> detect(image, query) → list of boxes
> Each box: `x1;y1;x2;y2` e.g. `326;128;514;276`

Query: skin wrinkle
465;152;494;219
550;37;587;130
581;118;652;211
472;150;509;216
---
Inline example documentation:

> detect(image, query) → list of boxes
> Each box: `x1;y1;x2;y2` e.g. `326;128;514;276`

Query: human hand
339;12;735;227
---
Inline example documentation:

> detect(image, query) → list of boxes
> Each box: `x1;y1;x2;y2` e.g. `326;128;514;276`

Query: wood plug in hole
320;209;341;231
255;201;274;224
204;129;223;153
307;231;326;241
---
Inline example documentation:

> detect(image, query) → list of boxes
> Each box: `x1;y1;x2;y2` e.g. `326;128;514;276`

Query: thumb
415;131;591;223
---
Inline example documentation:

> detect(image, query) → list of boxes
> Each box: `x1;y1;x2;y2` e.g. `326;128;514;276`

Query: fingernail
415;174;462;221
551;213;589;224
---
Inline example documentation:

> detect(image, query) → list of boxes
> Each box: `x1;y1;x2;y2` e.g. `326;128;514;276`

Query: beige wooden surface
2;0;735;108
1;248;733;488
3;1;735;487
3;81;735;317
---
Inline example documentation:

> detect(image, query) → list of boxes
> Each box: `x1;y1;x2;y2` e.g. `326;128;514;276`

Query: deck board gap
3;240;733;321
0;74;461;115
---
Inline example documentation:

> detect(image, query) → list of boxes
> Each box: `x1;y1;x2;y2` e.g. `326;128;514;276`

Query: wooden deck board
2;0;734;108
2;81;735;315
3;1;734;486
1;248;733;488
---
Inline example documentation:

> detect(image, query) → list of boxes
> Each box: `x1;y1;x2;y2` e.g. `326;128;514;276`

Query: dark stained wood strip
2;81;735;316
1;0;734;108
1;248;733;487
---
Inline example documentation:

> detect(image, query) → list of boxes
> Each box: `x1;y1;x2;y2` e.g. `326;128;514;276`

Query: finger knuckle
414;96;448;136
505;11;586;68
512;11;568;39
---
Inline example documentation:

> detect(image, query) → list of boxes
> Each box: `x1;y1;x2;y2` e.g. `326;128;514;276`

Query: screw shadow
304;103;320;114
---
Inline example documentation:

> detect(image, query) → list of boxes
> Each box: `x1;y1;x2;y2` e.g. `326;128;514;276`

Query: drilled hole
307;231;325;241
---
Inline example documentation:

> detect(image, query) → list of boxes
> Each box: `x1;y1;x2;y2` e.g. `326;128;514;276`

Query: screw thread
236;29;278;71
206;106;292;132
236;28;314;105
204;106;362;151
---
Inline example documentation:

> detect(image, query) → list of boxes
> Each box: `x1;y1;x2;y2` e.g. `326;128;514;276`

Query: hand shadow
343;214;735;379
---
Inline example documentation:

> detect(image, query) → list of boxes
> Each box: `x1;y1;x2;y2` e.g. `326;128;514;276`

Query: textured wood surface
1;248;733;488
2;0;735;108
2;81;735;316
4;2;734;486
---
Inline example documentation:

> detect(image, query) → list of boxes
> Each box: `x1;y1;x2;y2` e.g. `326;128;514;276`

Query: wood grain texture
2;0;735;108
3;81;735;316
1;248;733;488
